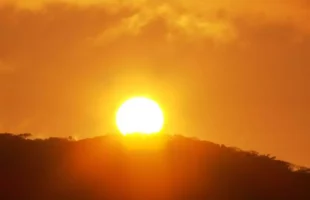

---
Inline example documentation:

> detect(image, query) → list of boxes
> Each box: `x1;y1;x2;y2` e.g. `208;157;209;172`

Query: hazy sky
0;0;309;166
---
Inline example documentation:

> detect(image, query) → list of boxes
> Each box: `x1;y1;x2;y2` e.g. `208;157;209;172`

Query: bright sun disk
116;97;164;135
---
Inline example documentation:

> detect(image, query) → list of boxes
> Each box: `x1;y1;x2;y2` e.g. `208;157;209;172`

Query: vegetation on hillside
0;133;309;200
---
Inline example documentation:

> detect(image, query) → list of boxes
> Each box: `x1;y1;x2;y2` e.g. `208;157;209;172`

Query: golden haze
0;0;309;166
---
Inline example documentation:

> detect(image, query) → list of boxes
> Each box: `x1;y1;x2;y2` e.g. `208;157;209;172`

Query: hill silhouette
0;133;310;200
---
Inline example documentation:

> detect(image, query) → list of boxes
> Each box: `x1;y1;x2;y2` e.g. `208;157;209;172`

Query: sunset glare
1;0;310;167
116;97;164;135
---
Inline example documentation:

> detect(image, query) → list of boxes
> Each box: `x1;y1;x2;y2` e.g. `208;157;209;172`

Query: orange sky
0;0;309;166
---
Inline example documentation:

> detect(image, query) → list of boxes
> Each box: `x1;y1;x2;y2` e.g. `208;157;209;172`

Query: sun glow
116;97;164;135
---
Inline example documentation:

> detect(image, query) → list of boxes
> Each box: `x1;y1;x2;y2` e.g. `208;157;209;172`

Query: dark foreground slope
0;133;310;200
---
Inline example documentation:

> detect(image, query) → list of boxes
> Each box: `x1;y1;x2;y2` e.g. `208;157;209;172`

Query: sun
116;97;164;135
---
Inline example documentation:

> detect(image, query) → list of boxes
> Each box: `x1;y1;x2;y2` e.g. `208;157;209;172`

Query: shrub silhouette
0;133;309;200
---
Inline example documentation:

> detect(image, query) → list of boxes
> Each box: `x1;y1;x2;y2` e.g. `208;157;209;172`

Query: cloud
1;1;308;49
2;0;309;30
92;3;236;45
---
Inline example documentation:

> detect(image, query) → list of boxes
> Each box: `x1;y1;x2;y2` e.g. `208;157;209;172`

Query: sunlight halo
116;97;164;135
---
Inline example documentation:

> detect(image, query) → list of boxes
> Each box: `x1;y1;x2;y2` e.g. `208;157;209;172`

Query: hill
0;133;310;200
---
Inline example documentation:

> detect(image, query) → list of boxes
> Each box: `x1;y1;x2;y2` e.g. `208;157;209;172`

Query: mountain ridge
0;133;309;199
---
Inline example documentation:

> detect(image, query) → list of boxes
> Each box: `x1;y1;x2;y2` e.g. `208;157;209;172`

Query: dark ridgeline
0;133;310;200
